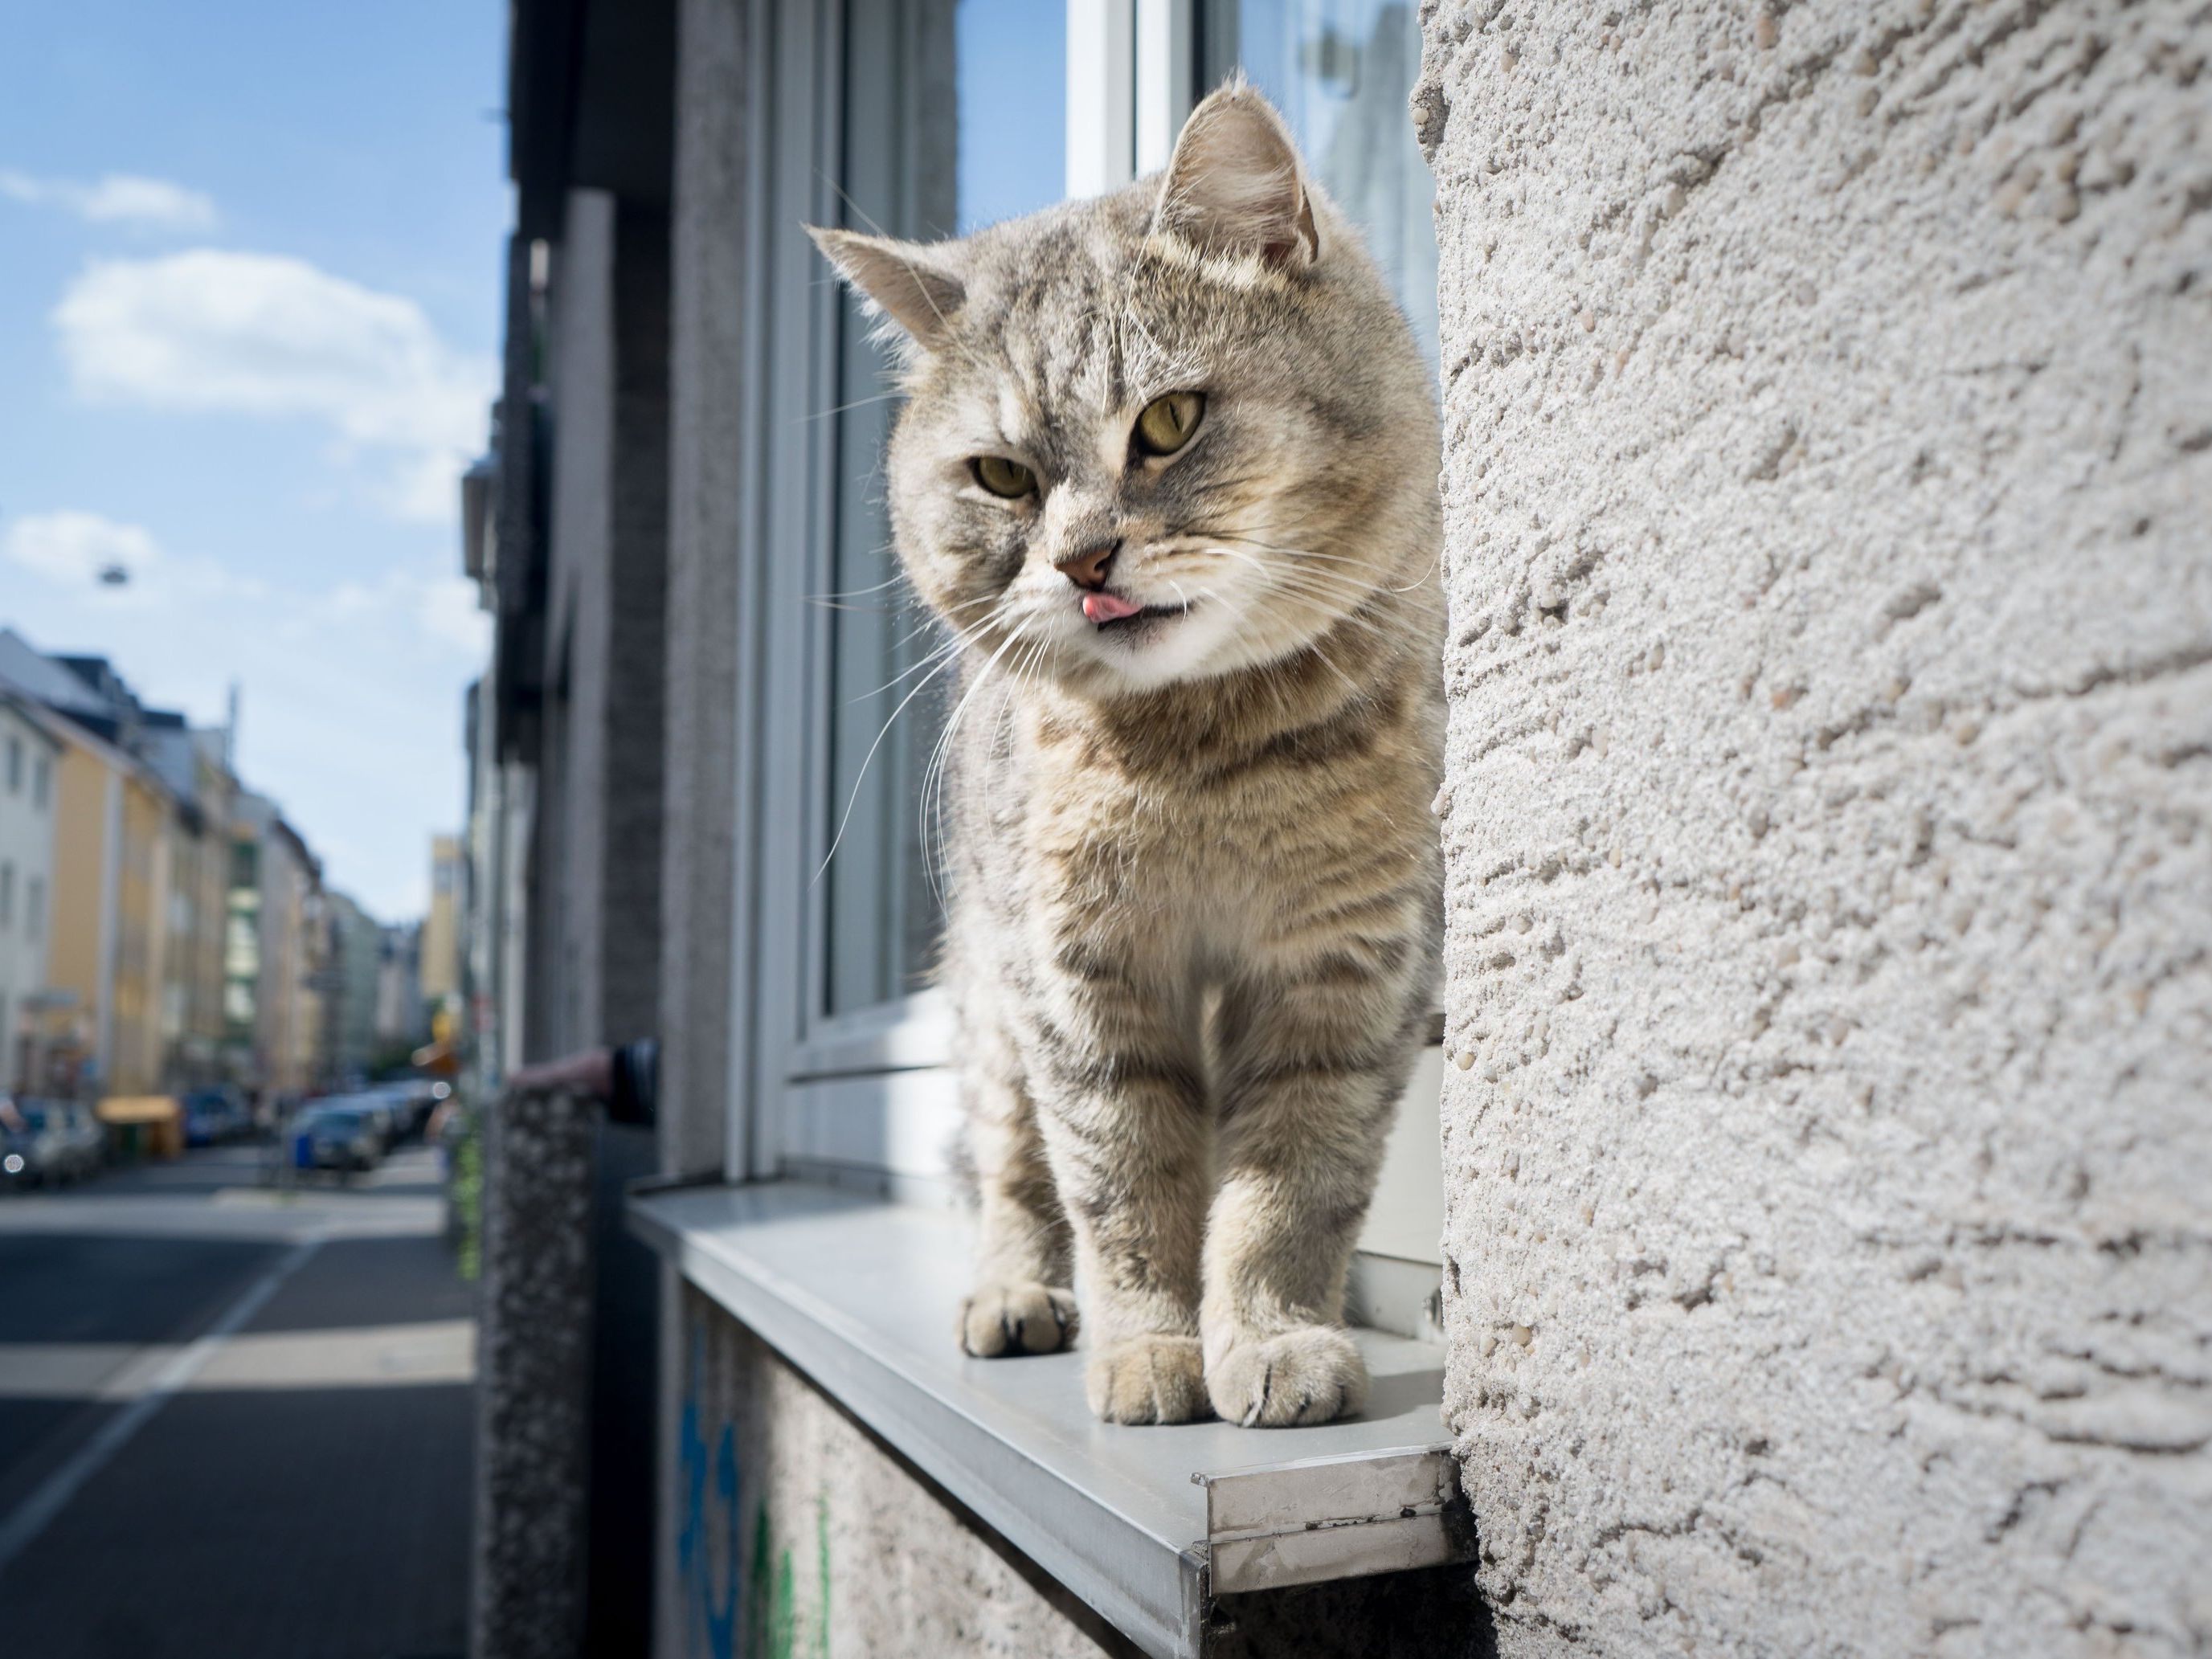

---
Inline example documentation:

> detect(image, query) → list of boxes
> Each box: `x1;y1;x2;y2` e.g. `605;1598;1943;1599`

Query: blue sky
0;0;508;921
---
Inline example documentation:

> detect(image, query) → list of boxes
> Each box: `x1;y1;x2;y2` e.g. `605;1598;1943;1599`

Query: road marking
0;1232;324;1579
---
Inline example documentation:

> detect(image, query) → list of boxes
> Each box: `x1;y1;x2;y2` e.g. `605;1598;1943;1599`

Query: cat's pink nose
1055;541;1119;590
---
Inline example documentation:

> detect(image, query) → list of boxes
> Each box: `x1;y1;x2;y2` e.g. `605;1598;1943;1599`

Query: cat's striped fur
813;83;1441;1425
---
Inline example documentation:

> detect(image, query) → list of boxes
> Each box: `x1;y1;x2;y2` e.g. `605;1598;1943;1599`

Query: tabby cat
811;81;1441;1426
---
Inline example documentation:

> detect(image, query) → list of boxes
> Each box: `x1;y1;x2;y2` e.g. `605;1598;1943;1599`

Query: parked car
1;1098;104;1187
295;1103;385;1175
182;1085;252;1146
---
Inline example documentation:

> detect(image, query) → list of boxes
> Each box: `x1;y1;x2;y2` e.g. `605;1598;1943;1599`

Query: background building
374;919;427;1049
0;691;61;1090
419;833;463;1022
36;701;172;1097
323;889;384;1084
137;710;239;1089
227;792;323;1099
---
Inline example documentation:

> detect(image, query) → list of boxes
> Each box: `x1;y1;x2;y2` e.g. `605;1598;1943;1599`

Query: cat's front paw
1084;1334;1212;1424
1207;1326;1369;1427
959;1281;1078;1357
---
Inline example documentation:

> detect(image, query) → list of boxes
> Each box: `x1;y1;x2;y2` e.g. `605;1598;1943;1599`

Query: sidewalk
0;1145;475;1659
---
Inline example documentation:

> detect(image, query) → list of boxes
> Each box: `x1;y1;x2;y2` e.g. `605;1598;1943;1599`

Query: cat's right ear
1151;80;1319;270
808;227;967;348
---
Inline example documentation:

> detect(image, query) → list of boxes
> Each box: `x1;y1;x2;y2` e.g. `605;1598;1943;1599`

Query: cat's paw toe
959;1281;1078;1357
1084;1334;1212;1424
1208;1326;1369;1427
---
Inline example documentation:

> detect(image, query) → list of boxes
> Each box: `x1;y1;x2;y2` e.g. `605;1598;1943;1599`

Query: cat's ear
1151;80;1319;270
807;227;967;345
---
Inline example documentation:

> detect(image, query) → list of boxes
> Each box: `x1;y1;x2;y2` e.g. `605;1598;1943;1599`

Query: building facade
227;792;324;1099
137;713;240;1089
0;693;61;1091
420;832;464;1019
466;4;2211;1657
375;920;427;1049
324;889;385;1084
37;711;173;1097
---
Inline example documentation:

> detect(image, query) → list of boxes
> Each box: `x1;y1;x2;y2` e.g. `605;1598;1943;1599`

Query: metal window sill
626;1180;1468;1659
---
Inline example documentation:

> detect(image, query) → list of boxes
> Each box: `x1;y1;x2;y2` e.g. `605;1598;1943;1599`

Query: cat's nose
1054;540;1121;591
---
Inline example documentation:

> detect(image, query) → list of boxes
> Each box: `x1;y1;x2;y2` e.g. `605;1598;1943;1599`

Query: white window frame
728;0;1444;1330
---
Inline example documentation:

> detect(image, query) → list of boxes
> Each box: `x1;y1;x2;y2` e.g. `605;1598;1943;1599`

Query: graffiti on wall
678;1319;832;1659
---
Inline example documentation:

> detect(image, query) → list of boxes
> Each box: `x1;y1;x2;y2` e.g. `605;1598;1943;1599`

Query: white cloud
1;169;218;232
52;250;497;524
3;509;485;918
3;509;162;586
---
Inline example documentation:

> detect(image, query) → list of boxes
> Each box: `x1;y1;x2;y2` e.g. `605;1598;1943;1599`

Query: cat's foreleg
958;1025;1078;1357
1203;962;1427;1426
1024;975;1213;1424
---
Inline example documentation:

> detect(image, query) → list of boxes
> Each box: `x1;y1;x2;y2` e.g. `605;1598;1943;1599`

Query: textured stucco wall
1416;2;2210;1654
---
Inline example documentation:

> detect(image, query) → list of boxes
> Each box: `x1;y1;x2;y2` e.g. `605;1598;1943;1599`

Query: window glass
1207;2;1438;367
824;0;1068;1015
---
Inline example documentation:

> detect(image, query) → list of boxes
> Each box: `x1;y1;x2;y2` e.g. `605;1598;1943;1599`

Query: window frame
727;0;1445;1320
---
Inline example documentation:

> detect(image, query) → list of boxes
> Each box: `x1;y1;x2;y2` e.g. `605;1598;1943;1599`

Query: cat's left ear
807;226;967;346
1151;80;1319;270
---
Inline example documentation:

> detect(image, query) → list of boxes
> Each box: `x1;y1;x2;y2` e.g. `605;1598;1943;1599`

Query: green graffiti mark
771;1547;796;1659
735;1485;832;1657
816;1492;831;1659
748;1498;773;1658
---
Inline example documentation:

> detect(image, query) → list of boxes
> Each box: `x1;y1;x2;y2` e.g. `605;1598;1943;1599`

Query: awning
96;1095;181;1125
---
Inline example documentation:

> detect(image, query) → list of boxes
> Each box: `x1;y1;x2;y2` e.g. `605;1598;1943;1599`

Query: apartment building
0;691;61;1090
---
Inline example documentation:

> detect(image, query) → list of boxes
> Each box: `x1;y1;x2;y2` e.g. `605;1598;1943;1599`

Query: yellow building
43;718;175;1097
420;833;462;1011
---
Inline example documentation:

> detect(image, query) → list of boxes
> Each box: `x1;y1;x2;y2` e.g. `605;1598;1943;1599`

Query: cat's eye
1132;391;1205;458
971;455;1036;498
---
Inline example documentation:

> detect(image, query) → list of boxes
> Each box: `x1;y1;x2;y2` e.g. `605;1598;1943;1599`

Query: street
0;1142;475;1659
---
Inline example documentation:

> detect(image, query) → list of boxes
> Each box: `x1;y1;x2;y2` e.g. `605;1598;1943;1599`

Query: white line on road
0;1232;325;1579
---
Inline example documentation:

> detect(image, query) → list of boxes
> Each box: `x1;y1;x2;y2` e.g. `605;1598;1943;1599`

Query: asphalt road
0;1140;474;1659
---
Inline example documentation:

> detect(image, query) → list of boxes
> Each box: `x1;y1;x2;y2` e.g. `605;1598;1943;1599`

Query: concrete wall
661;0;747;1187
673;1289;1138;1659
1415;3;2210;1654
657;3;750;1652
539;188;672;1058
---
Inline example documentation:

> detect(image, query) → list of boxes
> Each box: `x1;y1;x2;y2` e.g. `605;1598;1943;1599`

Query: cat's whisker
858;614;1000;703
816;620;1009;885
797;389;906;424
918;623;1036;897
1194;547;1428;652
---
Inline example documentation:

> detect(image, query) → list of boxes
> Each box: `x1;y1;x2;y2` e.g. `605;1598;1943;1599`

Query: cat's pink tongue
1082;591;1143;624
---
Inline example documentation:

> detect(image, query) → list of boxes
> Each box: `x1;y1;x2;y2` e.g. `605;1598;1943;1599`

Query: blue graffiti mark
677;1320;742;1659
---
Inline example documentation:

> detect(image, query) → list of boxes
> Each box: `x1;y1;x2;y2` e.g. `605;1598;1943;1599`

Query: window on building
823;0;1069;1016
1203;2;1437;366
0;861;13;930
25;876;43;942
5;734;19;795
33;754;51;811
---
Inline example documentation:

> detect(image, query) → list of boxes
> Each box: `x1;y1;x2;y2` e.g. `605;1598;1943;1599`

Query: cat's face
813;84;1437;697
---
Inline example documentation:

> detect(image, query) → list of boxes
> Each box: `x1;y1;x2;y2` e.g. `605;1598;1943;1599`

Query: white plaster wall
1414;2;2210;1653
